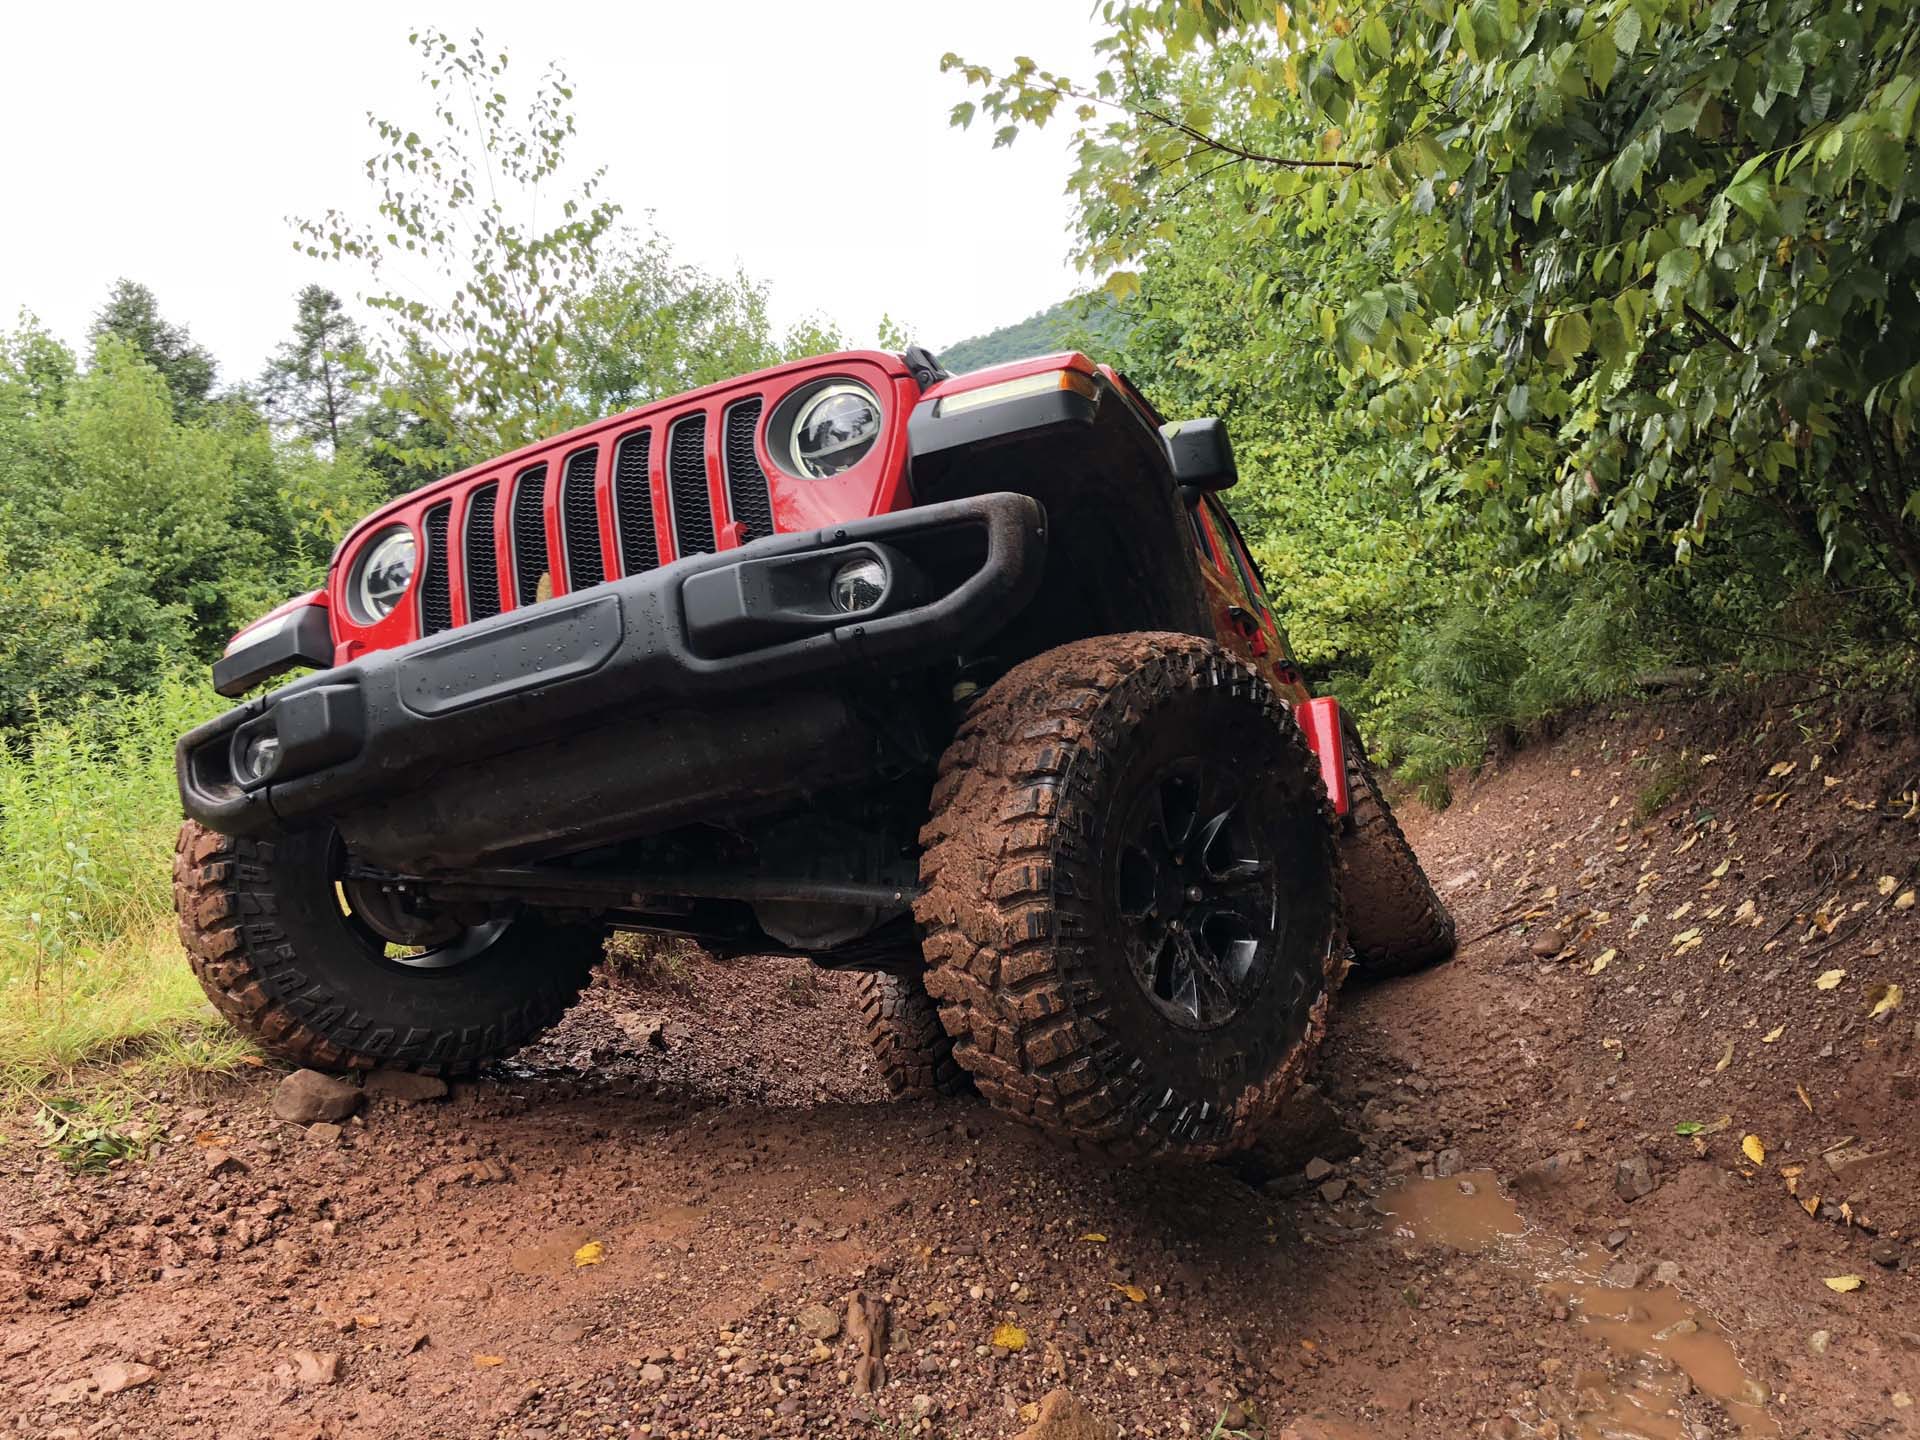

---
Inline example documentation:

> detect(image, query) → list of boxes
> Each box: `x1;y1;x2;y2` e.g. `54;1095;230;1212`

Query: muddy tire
854;970;973;1099
915;633;1344;1162
1337;718;1456;979
173;820;602;1074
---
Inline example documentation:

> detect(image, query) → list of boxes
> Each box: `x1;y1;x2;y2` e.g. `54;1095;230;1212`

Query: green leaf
1612;5;1642;55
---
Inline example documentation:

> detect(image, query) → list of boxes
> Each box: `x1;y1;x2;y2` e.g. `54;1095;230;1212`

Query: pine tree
258;285;373;451
88;279;216;417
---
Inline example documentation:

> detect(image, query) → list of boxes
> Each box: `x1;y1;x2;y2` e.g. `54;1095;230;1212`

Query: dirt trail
2;699;1915;1439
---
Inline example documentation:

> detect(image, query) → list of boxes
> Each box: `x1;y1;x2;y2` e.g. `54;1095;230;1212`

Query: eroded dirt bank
2;697;1915;1439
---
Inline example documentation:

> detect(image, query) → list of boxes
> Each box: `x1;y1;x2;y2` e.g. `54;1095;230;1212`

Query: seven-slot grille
400;396;778;632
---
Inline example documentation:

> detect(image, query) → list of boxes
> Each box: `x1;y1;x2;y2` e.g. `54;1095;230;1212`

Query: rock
203;1148;248;1178
362;1070;449;1104
272;1070;362;1124
637;1363;666;1384
549;1322;588;1344
1513;1150;1583;1194
1318;1179;1349;1204
1649;1260;1682;1287
1434;1147;1464;1179
293;1351;338;1386
1870;1239;1903;1269
1822;1145;1887;1183
1303;1157;1335;1183
1603;1259;1651;1289
909;1394;938;1421
1531;930;1566;958
306;1122;343;1146
1015;1388;1118;1440
1806;1330;1830;1357
1614;1152;1658;1203
92;1362;155;1396
1602;1229;1631;1251
796;1303;840;1341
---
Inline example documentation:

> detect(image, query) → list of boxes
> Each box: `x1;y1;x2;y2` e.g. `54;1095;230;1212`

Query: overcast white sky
0;3;1103;383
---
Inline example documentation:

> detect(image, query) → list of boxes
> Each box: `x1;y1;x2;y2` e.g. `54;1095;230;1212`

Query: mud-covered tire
915;633;1344;1162
1337;718;1456;979
173;820;602;1074
854;970;973;1099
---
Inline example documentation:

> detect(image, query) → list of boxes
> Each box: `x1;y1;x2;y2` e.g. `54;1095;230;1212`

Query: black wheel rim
326;834;509;975
1113;756;1281;1030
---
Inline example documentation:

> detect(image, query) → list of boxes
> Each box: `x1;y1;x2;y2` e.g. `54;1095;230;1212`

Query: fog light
829;557;888;614
240;731;281;783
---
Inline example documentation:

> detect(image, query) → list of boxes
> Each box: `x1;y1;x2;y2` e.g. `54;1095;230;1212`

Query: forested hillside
951;0;1920;795
936;293;1130;373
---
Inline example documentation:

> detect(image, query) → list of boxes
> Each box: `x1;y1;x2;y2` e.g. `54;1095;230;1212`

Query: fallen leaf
991;1322;1028;1352
1868;982;1904;1019
1763;1025;1786;1043
1711;860;1730;879
1590;949;1615;975
1018;1402;1040;1424
1701;753;1718;765
1796;1084;1813;1113
352;1315;380;1329
238;1054;267;1068
1077;1233;1108;1244
1815;969;1846;991
572;1241;605;1268
1674;1121;1708;1137
1672;927;1702;947
1823;1275;1863;1293
474;1354;506;1367
1742;1134;1766;1166
1768;760;1797;778
1110;1283;1147;1304
1714;1039;1733;1073
1896;890;1916;912
1878;876;1899;896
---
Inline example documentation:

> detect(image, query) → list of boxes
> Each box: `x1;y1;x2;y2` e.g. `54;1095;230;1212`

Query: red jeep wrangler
174;347;1452;1160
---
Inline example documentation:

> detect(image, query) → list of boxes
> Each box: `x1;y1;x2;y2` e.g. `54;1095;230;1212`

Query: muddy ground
2;696;1916;1439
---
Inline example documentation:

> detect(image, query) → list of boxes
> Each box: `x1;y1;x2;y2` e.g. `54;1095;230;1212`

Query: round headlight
240;731;281;783
790;383;881;478
829;557;888;614
351;526;417;623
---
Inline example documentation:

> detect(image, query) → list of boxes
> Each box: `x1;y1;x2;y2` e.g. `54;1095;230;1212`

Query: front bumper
178;493;1047;846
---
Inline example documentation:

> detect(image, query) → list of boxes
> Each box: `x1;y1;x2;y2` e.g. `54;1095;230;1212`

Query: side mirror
1159;418;1236;490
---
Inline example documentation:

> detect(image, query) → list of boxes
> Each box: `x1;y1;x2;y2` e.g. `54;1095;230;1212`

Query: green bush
0;673;235;1081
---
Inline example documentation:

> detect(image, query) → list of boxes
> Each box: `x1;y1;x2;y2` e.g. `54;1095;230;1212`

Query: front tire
174;820;602;1074
915;633;1344;1162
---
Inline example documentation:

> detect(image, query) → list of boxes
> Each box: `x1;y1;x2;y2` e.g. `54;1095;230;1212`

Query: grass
0;673;248;1090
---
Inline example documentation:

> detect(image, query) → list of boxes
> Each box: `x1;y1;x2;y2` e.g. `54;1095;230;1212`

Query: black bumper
178;493;1046;848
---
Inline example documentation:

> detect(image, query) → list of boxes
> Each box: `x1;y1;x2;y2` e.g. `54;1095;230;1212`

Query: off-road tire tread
173;820;598;1075
854;971;972;1098
1338;721;1457;979
914;632;1346;1162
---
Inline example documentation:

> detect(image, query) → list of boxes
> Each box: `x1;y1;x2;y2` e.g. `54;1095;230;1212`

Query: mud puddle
1376;1172;1776;1438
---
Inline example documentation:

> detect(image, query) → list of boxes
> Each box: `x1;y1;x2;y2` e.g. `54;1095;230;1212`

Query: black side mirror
1160;418;1236;490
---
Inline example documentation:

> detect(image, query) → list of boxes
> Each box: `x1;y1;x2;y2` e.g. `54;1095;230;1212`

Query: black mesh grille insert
510;464;550;607
722;398;772;542
420;503;453;635
464;483;501;621
667;414;715;557
612;429;657;576
561;446;603;589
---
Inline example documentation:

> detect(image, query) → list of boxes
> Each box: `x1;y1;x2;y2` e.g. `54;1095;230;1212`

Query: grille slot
420;503;453;635
723;399;772;542
463;483;501;621
561;446;604;589
667;414;715;557
612;429;658;576
510;464;550;607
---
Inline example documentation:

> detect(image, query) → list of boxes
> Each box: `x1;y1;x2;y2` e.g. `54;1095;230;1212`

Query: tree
294;27;620;470
947;0;1920;604
561;231;843;413
258;285;374;450
88;279;215;417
